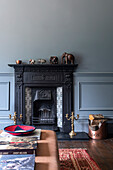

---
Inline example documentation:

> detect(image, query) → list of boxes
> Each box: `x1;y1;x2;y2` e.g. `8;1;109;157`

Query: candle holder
66;111;79;138
9;112;22;125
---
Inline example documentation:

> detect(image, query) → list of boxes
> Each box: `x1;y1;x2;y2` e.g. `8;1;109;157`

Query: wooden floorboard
58;138;113;170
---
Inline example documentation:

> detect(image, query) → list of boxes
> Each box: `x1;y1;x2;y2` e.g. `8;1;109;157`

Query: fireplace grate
32;117;55;125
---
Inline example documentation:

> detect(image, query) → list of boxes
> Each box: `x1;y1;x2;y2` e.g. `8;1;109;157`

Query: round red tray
4;125;36;136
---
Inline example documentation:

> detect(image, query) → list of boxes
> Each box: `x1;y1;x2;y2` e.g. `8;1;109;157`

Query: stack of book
0;129;41;169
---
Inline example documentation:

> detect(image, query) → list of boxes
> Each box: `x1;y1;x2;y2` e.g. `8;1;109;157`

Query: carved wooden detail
15;73;23;82
32;74;55;81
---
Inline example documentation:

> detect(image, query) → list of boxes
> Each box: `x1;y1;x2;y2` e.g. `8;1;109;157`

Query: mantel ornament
29;59;35;64
50;56;58;64
61;52;74;64
16;60;22;64
38;59;46;64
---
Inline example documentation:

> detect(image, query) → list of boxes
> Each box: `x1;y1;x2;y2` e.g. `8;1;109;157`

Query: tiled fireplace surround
9;64;77;133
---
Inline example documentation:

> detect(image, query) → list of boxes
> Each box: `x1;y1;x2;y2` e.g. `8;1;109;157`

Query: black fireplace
8;64;77;133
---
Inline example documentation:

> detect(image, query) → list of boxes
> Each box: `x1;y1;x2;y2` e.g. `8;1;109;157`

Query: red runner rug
59;149;100;170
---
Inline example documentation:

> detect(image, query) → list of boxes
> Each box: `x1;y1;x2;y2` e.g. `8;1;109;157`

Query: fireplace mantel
8;64;77;71
8;64;78;133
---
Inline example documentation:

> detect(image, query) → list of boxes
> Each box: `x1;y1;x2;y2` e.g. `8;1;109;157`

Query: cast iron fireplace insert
8;64;77;133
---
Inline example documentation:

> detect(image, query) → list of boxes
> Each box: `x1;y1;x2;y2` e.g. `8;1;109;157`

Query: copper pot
89;122;107;139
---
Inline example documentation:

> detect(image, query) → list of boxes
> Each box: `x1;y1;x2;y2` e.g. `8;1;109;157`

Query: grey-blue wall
0;0;113;133
0;0;113;73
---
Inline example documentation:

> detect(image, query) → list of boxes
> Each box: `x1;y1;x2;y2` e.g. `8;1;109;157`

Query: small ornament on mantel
16;60;22;64
29;59;35;64
61;52;74;64
50;56;58;64
38;59;46;64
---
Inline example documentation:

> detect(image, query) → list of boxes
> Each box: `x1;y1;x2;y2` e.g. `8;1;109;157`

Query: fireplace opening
25;87;63;131
32;88;57;129
33;101;56;125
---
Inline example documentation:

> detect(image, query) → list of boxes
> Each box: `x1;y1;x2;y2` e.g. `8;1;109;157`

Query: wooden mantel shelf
8;63;78;70
8;63;78;66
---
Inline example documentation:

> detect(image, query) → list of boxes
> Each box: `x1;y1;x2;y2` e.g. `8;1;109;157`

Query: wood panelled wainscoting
74;72;113;136
0;71;113;136
0;73;14;129
58;138;113;170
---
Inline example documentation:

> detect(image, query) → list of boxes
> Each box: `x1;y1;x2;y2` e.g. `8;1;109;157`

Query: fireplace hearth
8;64;78;133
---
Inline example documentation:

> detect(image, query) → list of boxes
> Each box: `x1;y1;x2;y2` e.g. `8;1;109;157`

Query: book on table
0;154;35;170
0;129;41;155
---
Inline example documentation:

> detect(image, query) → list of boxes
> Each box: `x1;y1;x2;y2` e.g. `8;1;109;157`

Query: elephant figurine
61;52;74;64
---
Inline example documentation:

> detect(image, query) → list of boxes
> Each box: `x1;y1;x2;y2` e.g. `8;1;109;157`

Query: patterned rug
59;149;100;170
